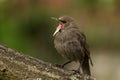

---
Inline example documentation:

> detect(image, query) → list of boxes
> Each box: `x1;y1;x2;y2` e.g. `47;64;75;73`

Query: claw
72;70;80;74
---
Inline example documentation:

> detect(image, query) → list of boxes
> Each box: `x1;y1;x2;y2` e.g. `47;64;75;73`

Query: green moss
0;70;20;80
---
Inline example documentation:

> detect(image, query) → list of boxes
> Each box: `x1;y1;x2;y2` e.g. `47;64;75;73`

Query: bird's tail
82;55;91;76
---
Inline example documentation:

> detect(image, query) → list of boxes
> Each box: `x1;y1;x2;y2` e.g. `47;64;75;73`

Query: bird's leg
62;60;72;67
54;61;72;68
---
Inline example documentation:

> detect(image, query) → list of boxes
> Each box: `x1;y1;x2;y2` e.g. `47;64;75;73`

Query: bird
52;16;93;76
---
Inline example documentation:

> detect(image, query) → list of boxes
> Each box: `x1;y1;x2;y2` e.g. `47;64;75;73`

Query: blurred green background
0;0;120;80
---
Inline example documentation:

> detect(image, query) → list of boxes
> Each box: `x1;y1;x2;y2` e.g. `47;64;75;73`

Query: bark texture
0;44;94;80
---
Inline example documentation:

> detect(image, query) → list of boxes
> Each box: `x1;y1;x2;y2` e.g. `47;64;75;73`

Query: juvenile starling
52;16;93;76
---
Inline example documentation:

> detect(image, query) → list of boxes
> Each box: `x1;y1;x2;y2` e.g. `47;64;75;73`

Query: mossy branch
0;44;94;80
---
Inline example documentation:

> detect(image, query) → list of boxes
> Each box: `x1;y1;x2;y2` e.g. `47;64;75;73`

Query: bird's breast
54;30;84;61
54;31;67;54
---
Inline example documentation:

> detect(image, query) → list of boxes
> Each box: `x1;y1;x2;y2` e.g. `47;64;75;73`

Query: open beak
51;17;59;22
53;24;62;36
51;17;61;36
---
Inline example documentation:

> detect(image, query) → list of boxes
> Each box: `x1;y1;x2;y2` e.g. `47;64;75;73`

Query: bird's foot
54;64;64;68
72;70;80;74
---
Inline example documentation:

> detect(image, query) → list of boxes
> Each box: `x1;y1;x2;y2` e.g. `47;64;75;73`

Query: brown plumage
52;16;93;76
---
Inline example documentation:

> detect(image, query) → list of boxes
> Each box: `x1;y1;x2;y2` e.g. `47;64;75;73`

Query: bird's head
52;16;74;36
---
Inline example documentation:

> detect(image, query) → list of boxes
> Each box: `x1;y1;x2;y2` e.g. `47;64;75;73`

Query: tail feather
82;56;91;76
90;57;93;67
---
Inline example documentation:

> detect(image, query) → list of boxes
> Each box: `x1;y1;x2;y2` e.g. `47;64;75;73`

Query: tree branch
0;44;94;80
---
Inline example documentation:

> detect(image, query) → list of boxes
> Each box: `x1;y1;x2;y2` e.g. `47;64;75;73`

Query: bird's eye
60;20;67;23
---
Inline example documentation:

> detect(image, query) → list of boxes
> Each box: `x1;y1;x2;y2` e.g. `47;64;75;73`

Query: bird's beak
53;24;62;36
51;17;59;22
51;17;61;36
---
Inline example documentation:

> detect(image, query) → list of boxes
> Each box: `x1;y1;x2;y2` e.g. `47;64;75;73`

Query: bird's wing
77;31;93;66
